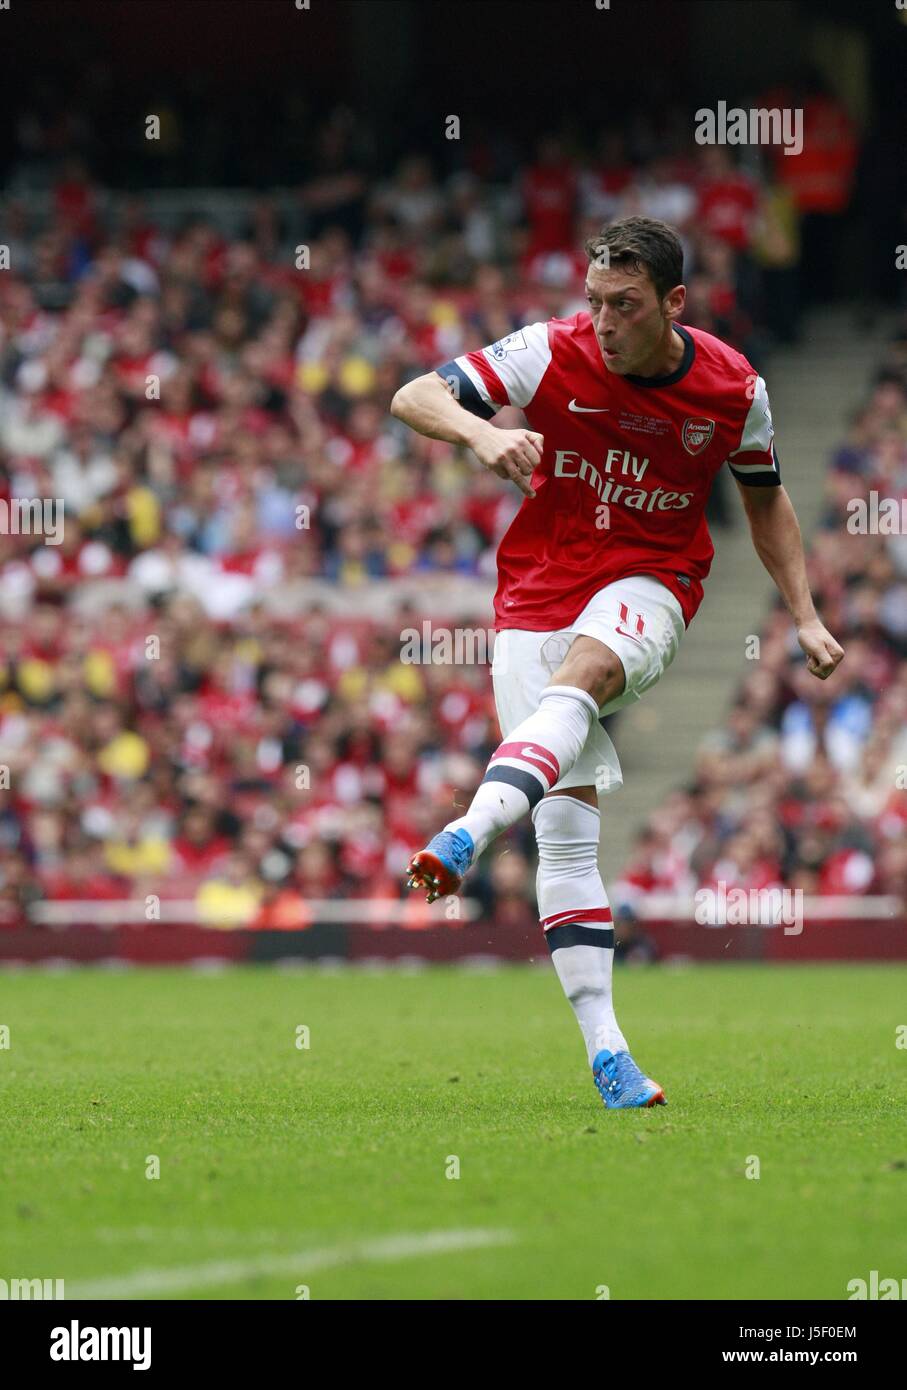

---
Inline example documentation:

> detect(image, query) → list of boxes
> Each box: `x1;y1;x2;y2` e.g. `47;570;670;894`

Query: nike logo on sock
521;746;559;776
490;742;561;787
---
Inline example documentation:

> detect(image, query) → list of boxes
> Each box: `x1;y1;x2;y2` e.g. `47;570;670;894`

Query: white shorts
491;574;686;799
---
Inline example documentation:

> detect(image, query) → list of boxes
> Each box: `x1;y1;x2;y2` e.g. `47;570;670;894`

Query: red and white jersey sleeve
436;323;551;416
724;374;782;487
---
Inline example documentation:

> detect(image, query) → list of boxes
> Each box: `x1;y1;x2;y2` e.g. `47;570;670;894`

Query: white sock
445;685;598;857
533;794;628;1064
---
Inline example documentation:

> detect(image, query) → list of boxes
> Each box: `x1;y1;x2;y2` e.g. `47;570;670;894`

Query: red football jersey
437;315;779;630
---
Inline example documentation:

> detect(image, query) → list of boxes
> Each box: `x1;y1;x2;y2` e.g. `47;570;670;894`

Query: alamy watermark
0;1276;64;1299
694;101;803;156
694;885;804;935
846;493;907;534
400;622;498;666
0;497;64;544
847;1270;907;1300
50;1322;151;1370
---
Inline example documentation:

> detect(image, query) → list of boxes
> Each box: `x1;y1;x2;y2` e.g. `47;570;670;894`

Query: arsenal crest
681;417;715;456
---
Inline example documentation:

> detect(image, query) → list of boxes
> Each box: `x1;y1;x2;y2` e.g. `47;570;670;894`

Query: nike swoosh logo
521;746;559;775
568;400;610;413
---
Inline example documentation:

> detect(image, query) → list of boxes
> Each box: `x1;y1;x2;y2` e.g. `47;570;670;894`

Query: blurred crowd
2;103;899;932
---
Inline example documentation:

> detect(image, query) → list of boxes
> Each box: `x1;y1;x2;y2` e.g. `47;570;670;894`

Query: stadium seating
2;120;903;936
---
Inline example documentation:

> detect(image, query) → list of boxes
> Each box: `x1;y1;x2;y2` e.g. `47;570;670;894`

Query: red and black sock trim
481;741;561;810
543;908;614;952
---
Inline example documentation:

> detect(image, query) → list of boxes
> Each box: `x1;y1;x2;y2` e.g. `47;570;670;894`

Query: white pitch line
67;1228;516;1299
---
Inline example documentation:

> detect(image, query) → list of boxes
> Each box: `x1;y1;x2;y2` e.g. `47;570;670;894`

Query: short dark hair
584;216;684;301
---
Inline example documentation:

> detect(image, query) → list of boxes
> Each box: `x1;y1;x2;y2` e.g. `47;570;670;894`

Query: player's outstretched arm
390;372;543;497
736;480;844;680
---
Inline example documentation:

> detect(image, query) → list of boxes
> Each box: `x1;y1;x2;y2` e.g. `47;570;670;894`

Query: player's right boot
406;829;475;904
592;1048;667;1109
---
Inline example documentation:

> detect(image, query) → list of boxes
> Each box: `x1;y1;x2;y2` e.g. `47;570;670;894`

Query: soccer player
390;216;844;1109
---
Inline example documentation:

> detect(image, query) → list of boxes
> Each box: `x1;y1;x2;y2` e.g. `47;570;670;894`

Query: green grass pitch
1;962;905;1300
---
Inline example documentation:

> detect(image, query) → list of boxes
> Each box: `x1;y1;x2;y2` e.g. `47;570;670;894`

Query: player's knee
553;642;625;709
585;646;625;707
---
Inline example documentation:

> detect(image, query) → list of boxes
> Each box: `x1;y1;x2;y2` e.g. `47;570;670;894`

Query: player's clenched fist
797;619;844;680
471;427;544;498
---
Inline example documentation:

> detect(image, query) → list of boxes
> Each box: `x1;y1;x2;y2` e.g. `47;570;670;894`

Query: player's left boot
406;828;475;903
592;1048;666;1109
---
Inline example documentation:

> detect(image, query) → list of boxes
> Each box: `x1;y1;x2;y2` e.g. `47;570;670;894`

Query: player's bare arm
390;373;543;497
736;479;844;679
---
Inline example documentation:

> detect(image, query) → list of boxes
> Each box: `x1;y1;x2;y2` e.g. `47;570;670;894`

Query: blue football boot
593;1048;666;1109
406;829;475;904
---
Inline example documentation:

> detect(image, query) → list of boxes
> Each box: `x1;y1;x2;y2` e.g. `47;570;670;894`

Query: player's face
585;265;677;375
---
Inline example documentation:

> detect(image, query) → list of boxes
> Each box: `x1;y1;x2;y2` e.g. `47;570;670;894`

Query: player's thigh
566;574;686;716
